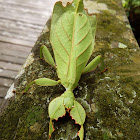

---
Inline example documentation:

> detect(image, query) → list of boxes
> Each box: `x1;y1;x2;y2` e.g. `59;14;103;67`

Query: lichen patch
118;43;127;48
5;83;15;99
84;1;108;14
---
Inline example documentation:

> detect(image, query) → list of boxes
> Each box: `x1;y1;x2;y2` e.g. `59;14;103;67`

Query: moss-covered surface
0;0;140;139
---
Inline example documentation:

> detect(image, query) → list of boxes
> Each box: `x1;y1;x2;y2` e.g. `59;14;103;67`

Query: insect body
24;0;105;139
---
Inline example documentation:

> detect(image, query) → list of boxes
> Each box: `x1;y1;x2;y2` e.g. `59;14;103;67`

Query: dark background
123;0;140;46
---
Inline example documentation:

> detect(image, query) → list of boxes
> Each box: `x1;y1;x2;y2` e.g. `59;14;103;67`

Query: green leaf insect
23;0;106;139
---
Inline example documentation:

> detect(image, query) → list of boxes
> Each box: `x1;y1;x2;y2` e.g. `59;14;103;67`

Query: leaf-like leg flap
48;97;66;137
34;78;60;86
23;81;35;93
49;119;55;138
23;78;60;93
83;55;105;74
70;101;86;140
78;125;84;140
40;45;55;67
49;97;66;120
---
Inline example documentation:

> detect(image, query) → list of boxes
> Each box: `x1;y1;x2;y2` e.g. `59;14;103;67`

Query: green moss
98;0;122;11
96;11;129;49
26;106;44;127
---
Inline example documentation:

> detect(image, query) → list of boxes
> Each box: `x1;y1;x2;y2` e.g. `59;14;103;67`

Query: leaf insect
23;0;106;139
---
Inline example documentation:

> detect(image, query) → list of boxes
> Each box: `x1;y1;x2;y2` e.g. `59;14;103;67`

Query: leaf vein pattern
75;28;90;47
54;49;68;64
52;99;65;119
77;18;88;33
61;18;71;42
65;13;71;27
66;58;70;81
75;103;83;124
76;41;92;59
55;29;70;57
77;60;87;67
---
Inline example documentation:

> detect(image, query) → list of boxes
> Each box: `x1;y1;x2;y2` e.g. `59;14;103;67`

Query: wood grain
0;0;56;98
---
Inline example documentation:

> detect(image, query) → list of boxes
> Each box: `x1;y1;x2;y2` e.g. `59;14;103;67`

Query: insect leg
23;78;60;93
70;101;86;140
48;96;66;138
83;55;106;74
40;45;55;67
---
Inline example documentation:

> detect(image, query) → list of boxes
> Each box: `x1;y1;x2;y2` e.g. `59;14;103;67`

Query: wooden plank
0;0;48;10
0;0;53;11
0;18;43;30
0;19;42;35
0;28;37;42
0;78;13;87
0;26;40;39
0;3;49;20
0;35;34;47
0;42;31;53
0;54;25;65
0;11;48;26
0;2;51;16
0;69;17;79
0;48;29;59
0;61;22;71
0;0;54;101
0;19;42;44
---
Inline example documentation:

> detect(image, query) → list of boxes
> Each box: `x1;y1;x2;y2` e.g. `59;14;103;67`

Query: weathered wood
0;2;51;15
0;48;29;59
0;18;43;31
0;35;34;46
0;62;22;71
0;0;55;11
0;28;39;40
0;69;17;79
0;78;13;87
0;0;52;99
0;29;37;43
0;86;9;97
0;19;41;36
0;54;25;65
0;13;48;26
0;42;31;52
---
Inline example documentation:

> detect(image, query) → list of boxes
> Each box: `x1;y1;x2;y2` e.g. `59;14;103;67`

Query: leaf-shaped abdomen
51;12;95;89
68;13;94;88
51;11;74;87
